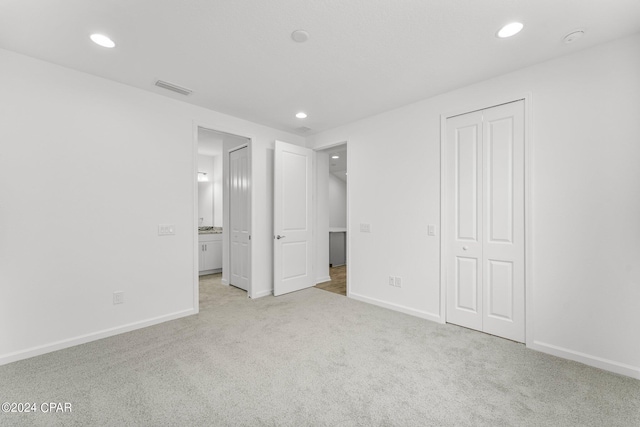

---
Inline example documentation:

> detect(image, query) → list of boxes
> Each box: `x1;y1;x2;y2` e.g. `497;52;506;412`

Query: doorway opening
197;128;223;277
315;143;348;296
196;127;251;305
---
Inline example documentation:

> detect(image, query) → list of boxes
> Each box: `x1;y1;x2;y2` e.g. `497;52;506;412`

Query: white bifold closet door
445;100;525;343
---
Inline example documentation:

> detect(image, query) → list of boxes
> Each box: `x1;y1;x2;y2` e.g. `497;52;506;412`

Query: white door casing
274;140;314;296
445;100;525;343
229;146;250;291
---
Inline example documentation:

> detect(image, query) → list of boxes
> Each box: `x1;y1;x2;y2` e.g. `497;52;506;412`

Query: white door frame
192;123;255;305
439;93;533;346
313;140;350;297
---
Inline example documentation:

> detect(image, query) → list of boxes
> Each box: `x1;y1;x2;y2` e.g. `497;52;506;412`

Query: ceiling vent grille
154;80;193;96
295;126;312;133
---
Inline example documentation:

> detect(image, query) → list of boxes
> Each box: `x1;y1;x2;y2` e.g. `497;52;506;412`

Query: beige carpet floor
0;274;638;426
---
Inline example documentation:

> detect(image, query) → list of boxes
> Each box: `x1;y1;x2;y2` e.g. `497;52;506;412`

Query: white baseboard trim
348;292;441;323
251;289;272;299
315;276;331;285
530;340;640;379
199;268;222;276
0;308;196;367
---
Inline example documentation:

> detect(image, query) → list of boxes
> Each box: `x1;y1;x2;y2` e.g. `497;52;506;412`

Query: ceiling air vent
154;80;193;96
295;126;312;133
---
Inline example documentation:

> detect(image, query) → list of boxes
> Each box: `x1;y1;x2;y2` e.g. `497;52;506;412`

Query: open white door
229;146;250;291
274;140;314;296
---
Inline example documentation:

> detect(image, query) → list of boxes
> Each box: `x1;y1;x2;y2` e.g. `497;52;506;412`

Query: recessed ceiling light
90;33;115;48
332;155;340;159
497;22;524;38
291;30;309;43
296;112;307;119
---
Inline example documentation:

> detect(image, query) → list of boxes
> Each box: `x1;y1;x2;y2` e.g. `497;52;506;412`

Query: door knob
276;235;286;240
462;246;469;250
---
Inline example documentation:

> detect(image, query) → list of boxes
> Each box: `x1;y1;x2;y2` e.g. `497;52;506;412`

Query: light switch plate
158;224;175;236
428;224;436;236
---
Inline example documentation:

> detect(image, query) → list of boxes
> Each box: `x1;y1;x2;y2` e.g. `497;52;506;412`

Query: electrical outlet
360;223;371;233
158;224;175;236
395;277;402;288
113;291;124;305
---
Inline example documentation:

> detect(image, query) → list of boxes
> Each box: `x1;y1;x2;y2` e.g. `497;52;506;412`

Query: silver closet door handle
276;235;286;240
462;246;469;251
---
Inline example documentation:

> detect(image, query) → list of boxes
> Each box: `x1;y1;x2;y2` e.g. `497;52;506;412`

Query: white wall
308;34;640;379
212;155;223;227
0;48;304;365
197;154;215;226
329;174;347;228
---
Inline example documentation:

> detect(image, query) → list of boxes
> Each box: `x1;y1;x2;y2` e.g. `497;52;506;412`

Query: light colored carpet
1;274;639;426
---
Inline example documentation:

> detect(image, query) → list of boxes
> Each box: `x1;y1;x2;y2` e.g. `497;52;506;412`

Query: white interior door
445;100;525;343
274;140;314;296
229;146;250;291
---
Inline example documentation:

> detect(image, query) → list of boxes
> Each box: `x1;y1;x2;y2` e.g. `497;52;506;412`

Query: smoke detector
563;30;585;44
291;30;309;43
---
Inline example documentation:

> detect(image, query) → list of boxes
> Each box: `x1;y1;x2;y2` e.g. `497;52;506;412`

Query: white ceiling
197;128;223;157
326;146;347;182
1;1;639;136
